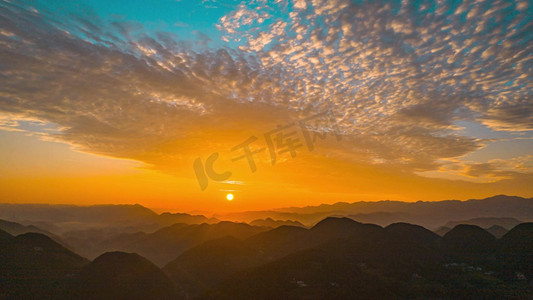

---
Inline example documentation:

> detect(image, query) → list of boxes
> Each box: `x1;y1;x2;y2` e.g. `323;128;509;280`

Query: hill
499;223;533;280
95;221;269;266
0;203;216;236
2;219;533;299
442;225;497;264
0;232;88;299
0;218;51;236
163;237;262;297
198;222;532;299
65;251;179;300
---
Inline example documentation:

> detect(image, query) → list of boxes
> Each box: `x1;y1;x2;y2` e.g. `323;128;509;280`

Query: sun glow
226;193;234;201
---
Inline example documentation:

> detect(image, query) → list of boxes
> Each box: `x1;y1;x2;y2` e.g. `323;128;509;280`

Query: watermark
193;110;342;190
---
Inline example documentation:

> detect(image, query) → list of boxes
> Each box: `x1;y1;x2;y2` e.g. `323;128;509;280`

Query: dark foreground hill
499;222;533;280
0;230;88;299
196;222;533;299
0;232;181;300
2;219;533;299
163;236;262;297
163;219;533;299
63;251;180;300
442;224;498;264
163;218;387;298
163;218;384;297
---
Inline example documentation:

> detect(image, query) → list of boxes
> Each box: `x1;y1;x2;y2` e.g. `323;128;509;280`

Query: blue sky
28;0;268;48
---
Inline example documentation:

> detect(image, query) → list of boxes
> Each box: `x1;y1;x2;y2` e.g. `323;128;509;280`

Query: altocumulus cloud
0;0;531;180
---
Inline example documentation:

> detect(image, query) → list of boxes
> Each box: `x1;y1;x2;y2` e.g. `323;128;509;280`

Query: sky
0;0;532;213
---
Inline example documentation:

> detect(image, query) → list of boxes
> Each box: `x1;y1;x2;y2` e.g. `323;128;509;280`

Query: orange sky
1;129;531;213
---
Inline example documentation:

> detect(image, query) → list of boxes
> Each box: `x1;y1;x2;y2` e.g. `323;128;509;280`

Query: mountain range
1;195;532;299
217;195;533;228
1;218;532;299
1;195;532;231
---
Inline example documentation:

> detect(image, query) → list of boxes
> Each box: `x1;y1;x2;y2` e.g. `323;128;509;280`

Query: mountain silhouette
163;218;390;297
444;217;522;230
65;251;179;300
1;205;533;299
0;232;88;299
442;224;497;264
499;222;533;280
96;221;269;266
245;225;309;260
500;222;533;253
0;218;51;236
385;222;440;245
198;222;531;299
310;217;383;239
0;218;71;249
162;218;387;297
218;195;533;228
199;222;441;299
163;236;262;297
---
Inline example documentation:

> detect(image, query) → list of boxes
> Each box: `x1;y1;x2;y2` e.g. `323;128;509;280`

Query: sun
226;193;234;201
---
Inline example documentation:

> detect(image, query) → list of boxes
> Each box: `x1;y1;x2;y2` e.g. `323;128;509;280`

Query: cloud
479;104;533;132
0;0;531;182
